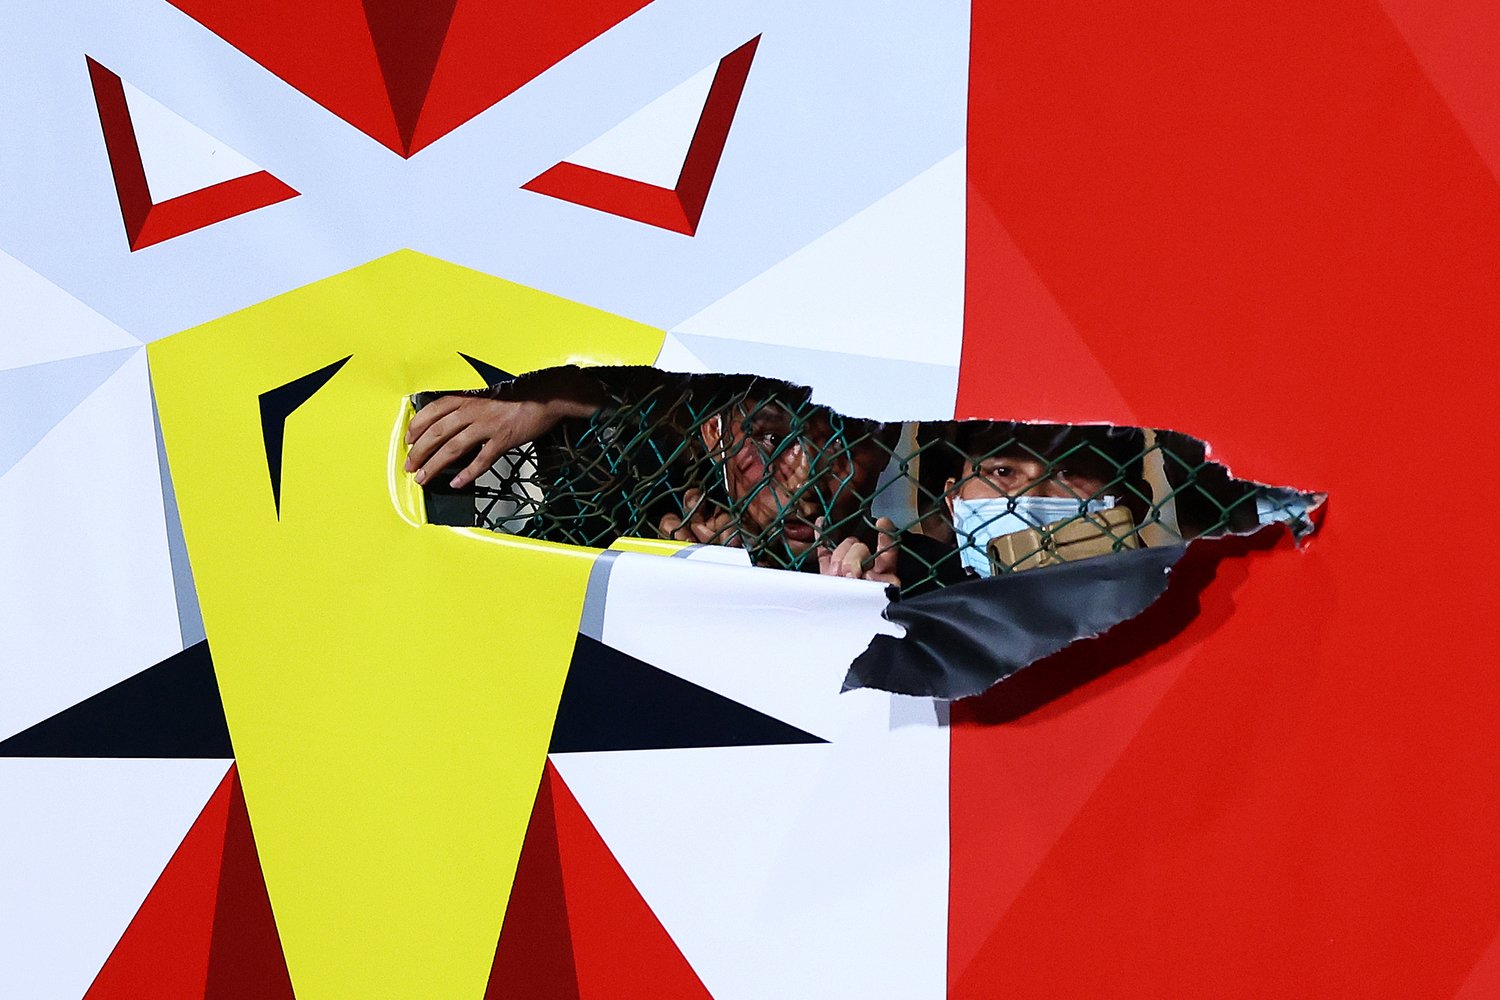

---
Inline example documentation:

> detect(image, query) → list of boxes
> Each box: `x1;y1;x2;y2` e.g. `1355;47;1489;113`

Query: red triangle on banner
361;0;460;153
411;0;655;156
549;766;712;1000
83;765;296;1000
166;0;652;157
84;768;234;999
202;770;296;1000
523;37;759;236
86;58;298;251
485;762;581;1000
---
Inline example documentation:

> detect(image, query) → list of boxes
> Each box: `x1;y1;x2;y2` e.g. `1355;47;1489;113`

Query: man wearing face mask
941;422;1150;579
761;420;1151;594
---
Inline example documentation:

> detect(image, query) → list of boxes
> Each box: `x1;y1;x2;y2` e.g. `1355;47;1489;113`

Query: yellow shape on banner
149;251;663;1000
609;536;695;556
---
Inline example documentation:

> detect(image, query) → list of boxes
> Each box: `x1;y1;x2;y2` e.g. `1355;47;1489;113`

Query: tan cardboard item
987;506;1140;574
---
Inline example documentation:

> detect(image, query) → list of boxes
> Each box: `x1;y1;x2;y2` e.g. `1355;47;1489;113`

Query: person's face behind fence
939;442;1126;578
700;399;873;556
949;452;1111;505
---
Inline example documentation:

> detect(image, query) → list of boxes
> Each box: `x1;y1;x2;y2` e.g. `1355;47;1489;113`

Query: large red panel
1379;0;1500;180
954;1;1500;997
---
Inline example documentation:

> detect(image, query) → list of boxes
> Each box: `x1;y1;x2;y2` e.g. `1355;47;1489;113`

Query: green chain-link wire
443;377;1315;594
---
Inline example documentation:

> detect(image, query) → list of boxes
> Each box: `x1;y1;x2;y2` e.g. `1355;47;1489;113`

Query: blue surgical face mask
951;494;1117;577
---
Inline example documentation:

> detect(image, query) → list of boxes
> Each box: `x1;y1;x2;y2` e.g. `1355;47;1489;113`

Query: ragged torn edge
408;363;1326;700
843;455;1327;701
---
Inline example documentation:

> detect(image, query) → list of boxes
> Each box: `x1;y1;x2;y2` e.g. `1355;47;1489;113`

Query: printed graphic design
3;3;1495;999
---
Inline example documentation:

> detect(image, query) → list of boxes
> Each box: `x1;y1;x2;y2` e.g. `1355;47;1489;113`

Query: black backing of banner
844;545;1186;700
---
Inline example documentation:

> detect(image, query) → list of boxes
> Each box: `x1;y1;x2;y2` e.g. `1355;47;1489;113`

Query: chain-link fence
418;368;1318;595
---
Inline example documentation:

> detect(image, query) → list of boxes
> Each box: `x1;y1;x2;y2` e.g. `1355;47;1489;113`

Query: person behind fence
654;389;901;582
803;422;1150;590
403;366;898;578
939;421;1151;578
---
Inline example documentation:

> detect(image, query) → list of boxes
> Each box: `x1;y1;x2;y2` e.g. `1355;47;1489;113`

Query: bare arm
404;367;607;489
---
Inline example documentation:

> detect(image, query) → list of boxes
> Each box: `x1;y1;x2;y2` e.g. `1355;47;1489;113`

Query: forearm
480;364;609;420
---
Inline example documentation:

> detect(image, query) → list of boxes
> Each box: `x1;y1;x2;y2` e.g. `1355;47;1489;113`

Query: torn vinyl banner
845;544;1186;700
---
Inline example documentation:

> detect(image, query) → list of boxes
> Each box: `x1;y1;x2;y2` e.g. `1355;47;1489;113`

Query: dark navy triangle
549;633;827;753
259;355;351;518
0;641;233;758
458;352;513;388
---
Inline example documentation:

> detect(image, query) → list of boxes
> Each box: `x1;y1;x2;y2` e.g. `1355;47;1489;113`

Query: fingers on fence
405;394;462;448
820;536;868;579
867;517;902;586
